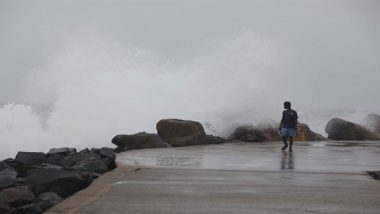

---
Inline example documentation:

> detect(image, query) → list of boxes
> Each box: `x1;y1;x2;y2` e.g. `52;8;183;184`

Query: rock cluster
229;122;326;142
0;147;116;213
113;119;220;152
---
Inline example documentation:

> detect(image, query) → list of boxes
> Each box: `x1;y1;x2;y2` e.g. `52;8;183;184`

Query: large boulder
156;119;207;147
362;114;380;133
112;132;171;151
26;169;92;198
296;123;327;141
230;126;266;142
0;162;17;189
325;118;380;140
15;152;45;165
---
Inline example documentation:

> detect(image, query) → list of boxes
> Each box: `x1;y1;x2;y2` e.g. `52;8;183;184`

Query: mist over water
1;1;379;159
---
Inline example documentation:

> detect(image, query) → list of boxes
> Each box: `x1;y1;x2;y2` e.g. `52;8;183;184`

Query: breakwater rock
326;118;380;141
0;147;116;214
229;122;326;142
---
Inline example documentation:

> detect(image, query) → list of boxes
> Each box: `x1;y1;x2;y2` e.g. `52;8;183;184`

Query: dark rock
43;154;70;167
29;163;63;171
0;161;8;171
91;148;116;170
296;123;327;141
3;159;29;178
78;148;90;155
14;177;26;186
230;126;266;142
64;153;99;167
36;192;63;211
325;118;380;140
72;157;108;174
47;147;76;156
367;171;380;180
0;186;35;207
26;169;92;198
156;119;207;147
112;132;171;150
206;135;227;144
8;203;43;214
8;202;43;214
362;114;380;133
113;146;129;153
0;166;17;189
14;152;45;165
91;147;115;159
0;202;10;213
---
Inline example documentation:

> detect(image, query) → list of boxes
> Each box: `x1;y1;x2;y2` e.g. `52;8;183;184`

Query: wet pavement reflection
117;141;380;174
280;151;294;170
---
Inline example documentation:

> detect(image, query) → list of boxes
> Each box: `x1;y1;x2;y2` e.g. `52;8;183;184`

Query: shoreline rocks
156;119;208;147
112;132;171;152
325;118;380;141
0;147;116;213
229;122;326;142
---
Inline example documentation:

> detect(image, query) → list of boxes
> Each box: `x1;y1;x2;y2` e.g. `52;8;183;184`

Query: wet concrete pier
47;141;380;214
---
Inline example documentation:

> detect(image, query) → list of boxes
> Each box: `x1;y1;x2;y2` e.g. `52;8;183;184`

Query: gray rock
0;166;17;189
72;157;108;174
37;192;63;211
156;119;207;147
47;147;76;156
8;202;43;214
26;169;92;197
325;118;380;140
91;148;116;170
78;148;90;155
64;153;99;167
0;161;8;171
113;146;129;153
206;135;227;144
112;132;171;150
14;152;45;165
230;126;266;142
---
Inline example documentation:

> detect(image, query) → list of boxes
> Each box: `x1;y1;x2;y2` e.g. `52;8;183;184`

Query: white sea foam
0;32;378;159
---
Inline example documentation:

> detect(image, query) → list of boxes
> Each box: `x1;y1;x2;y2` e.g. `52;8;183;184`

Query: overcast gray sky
1;0;379;107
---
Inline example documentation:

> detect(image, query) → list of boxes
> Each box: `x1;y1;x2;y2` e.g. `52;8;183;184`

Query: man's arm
294;111;298;128
279;112;284;130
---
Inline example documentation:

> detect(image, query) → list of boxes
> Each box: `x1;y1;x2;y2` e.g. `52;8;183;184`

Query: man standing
279;101;298;152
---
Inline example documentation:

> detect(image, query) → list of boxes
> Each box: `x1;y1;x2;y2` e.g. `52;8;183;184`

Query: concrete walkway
46;141;380;214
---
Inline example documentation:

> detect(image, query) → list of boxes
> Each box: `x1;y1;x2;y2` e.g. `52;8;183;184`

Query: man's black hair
284;101;291;109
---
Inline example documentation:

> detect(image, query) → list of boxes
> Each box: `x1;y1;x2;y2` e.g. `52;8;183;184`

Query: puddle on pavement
117;141;380;173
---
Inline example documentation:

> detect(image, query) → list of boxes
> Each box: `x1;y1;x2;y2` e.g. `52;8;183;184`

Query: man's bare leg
282;137;288;151
289;136;294;152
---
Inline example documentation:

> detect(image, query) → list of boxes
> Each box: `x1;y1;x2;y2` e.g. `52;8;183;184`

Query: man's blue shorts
280;128;297;137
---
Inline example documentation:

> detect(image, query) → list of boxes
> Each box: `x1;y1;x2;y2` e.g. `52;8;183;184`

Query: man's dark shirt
281;109;298;129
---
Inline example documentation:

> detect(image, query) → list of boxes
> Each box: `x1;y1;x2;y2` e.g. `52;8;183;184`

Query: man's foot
282;145;288;151
289;148;293;152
